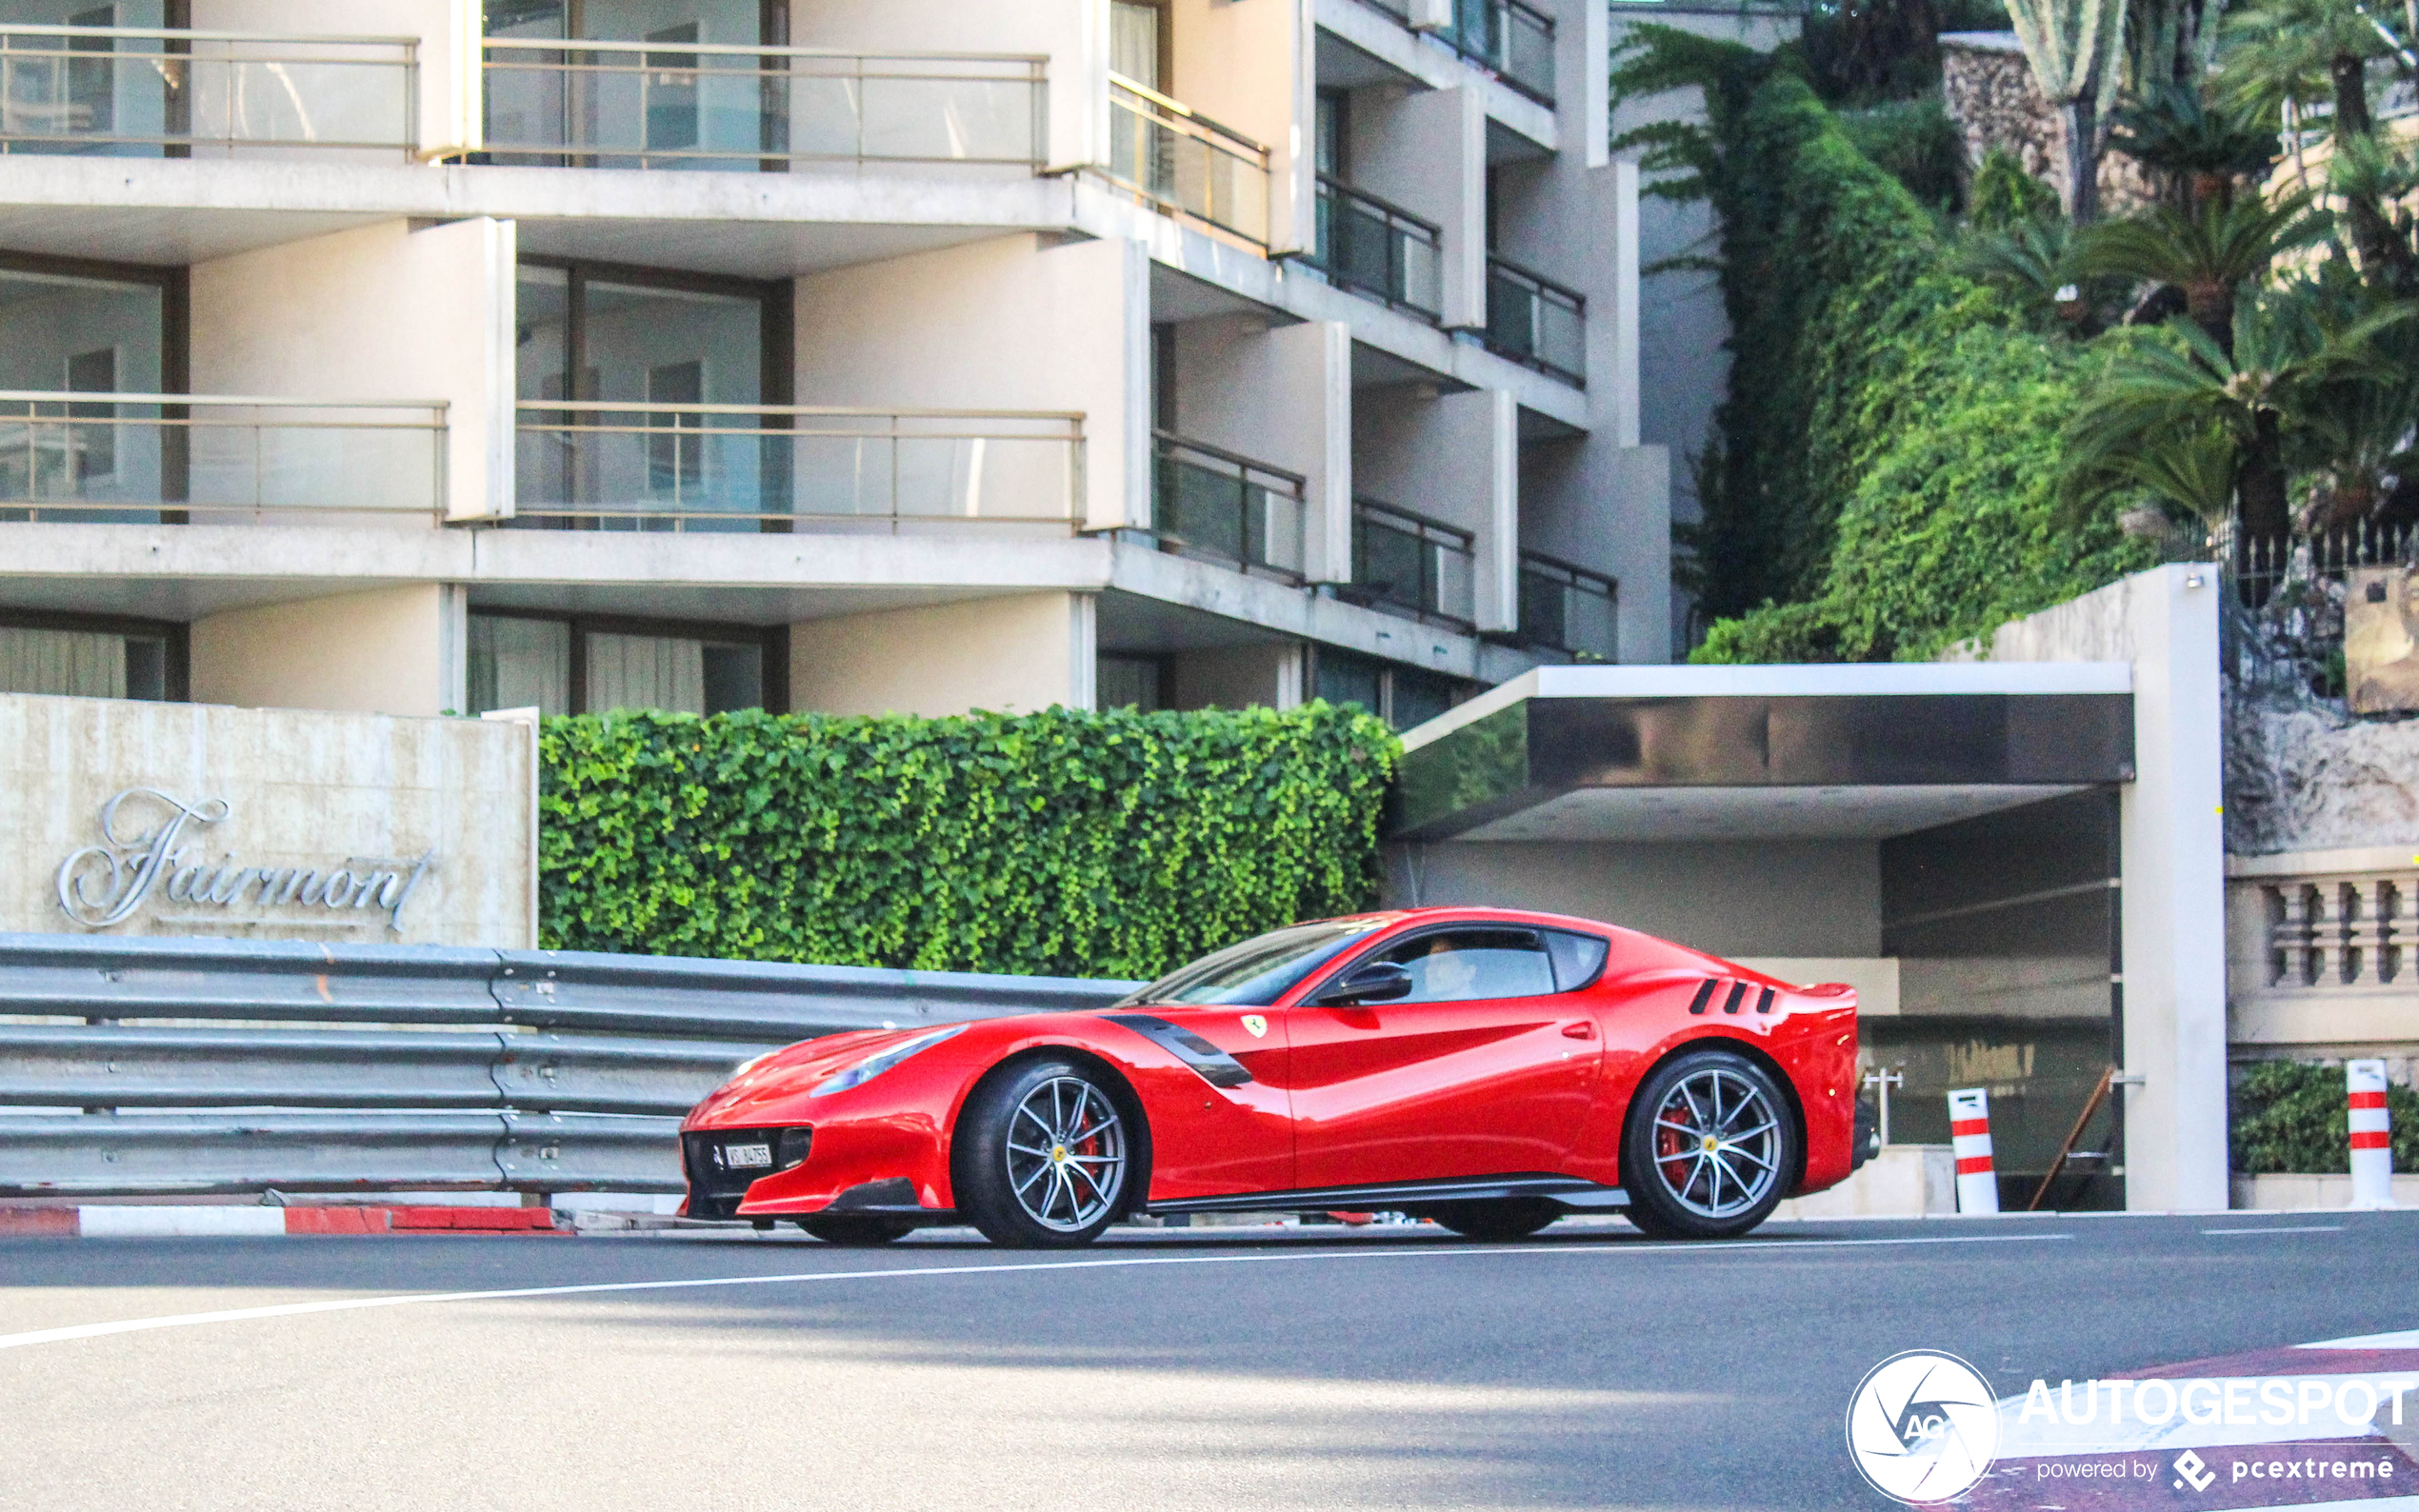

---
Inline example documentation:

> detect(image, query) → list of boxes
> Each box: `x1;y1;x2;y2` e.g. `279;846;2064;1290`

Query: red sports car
680;906;1863;1246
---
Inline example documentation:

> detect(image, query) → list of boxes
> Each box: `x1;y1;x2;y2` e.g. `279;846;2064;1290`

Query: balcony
1429;0;1556;104
0;24;416;157
0;393;447;524
1311;175;1442;321
1104;432;1307;583
1350;498;1475;627
1102;73;1270;247
1485;255;1586;385
1516;551;1617;660
481;39;1045;169
510;402;1082;532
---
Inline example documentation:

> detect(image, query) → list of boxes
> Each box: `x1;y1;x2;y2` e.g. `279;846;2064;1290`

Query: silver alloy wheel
1648;1066;1782;1220
1004;1075;1128;1232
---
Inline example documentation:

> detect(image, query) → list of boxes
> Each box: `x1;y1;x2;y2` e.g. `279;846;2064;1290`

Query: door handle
1561;1022;1596;1040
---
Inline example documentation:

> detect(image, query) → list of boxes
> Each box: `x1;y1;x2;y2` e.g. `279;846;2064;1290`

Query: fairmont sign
56;787;437;933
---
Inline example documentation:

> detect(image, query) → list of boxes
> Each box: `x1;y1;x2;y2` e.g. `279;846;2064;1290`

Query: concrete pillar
790;592;1097;716
1358;85;1487;330
2118;564;2228;1211
190;585;454;715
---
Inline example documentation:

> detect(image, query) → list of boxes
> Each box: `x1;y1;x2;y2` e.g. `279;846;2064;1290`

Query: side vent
1755;986;1775;1014
1722;982;1748;1014
1686;979;1718;1015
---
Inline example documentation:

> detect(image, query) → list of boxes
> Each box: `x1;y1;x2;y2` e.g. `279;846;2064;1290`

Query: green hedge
1614;35;2151;661
537;703;1398;979
2231;1061;2419;1175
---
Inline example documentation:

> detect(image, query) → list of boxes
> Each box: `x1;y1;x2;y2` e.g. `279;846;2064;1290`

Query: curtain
1110;1;1161;89
468;615;571;716
0;626;127;698
587;631;705;714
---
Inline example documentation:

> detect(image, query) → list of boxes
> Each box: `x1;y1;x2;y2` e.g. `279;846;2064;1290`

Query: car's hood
687;1023;959;1124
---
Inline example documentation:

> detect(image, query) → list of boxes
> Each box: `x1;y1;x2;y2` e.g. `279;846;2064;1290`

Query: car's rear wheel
797;1216;913;1246
1427;1197;1561;1241
954;1057;1134;1248
1620;1047;1798;1240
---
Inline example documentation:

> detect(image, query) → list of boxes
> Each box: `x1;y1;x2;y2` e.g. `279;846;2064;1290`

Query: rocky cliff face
2226;587;2419;855
1938;32;2157;214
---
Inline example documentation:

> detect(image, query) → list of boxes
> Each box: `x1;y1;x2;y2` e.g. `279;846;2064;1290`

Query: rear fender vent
1686;979;1718;1015
1721;982;1749;1014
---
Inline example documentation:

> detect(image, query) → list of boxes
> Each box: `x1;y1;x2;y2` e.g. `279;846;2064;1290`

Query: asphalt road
1;1211;2410;1511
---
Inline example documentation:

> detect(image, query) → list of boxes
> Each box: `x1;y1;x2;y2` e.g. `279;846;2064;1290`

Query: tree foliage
538;703;1399;979
2231;1060;2419;1173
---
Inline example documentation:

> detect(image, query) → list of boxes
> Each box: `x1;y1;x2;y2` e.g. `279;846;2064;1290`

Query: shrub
2231;1060;2419;1173
539;703;1399;979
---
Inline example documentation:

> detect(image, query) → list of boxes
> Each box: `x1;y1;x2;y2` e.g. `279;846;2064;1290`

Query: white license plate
723;1143;773;1169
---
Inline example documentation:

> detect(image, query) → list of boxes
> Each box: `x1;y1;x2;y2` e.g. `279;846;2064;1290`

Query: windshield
1115;918;1390;1007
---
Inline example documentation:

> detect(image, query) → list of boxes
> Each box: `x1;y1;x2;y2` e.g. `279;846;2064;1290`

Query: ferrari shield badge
1240;1014;1269;1039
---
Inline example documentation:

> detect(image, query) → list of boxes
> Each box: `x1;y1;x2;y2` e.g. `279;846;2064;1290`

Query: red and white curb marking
1965;1328;2419;1508
0;1205;566;1238
1950;1085;2001;1215
2350;1060;2399;1211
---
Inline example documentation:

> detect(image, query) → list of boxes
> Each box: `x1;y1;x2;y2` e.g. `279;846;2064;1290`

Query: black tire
953;1057;1138;1249
1620;1047;1800;1240
797;1216;913;1245
1428;1197;1561;1241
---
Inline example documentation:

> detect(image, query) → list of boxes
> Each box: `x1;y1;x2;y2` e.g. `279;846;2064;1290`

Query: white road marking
0;1230;2070;1355
2200;1224;2347;1235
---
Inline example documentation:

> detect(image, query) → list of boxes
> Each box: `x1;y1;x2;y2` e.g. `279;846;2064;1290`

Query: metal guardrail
1485;256;1586;385
1102;72;1270;246
1313;174;1443;321
1116;430;1309;584
0;933;1133;1199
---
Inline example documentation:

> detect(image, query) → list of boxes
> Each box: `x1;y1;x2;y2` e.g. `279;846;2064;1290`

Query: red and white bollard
1949;1087;1999;1215
2349;1060;2397;1210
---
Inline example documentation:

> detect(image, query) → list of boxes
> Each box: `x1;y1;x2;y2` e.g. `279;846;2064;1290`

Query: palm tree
2064;420;2244;535
2061;292;2414;543
2005;0;2129;221
2068;189;2323;352
2105;85;2282;211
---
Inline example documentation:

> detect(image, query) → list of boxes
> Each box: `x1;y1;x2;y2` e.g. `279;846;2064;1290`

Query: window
466;611;781;717
1315;88;1347;177
643;21;700;152
1110;0;1165;90
1364;928;1556;1004
1097;654;1167;711
1543;930;1610;992
0;611;182;701
1312;647;1474;731
65;346;117;480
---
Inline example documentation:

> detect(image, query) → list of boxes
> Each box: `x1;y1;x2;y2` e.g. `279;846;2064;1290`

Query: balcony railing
0;25;417;157
1351;498;1475;627
511;402;1082;532
1109;431;1306;583
1517;551;1617;660
0;393;447;523
1312;175;1443;321
482;39;1045;169
1103;73;1270;246
1486;255;1586;384
1431;0;1555;105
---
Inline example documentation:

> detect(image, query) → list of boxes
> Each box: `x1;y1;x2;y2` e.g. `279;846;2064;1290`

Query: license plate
722;1142;772;1169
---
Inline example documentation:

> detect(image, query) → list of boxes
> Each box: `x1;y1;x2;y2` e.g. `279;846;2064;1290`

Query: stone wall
1939;31;2156;215
2;693;535;945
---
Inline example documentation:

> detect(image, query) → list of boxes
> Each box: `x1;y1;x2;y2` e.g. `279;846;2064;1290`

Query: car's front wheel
1620;1047;1798;1240
954;1057;1135;1248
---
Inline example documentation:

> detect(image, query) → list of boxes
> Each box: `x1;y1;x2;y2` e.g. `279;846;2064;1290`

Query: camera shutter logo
1846;1350;2000;1503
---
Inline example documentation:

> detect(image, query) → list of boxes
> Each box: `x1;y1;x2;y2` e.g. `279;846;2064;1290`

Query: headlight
808;1025;968;1099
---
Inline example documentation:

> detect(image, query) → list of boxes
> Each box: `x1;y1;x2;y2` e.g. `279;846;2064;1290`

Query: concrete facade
0;0;1688;735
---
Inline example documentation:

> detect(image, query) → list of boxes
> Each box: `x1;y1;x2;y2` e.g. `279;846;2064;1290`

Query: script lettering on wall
56;787;436;932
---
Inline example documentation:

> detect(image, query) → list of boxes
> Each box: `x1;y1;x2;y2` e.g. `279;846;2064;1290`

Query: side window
1544;930;1611;992
1372;929;1554;1003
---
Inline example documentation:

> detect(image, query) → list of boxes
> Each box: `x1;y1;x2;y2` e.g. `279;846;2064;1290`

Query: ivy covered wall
537;704;1398;979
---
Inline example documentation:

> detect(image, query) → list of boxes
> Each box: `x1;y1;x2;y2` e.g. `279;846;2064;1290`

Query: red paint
2350;1131;2391;1149
682;906;1861;1226
2349;1091;2388;1109
1956;1156;1995;1175
1951;1118;1990;1137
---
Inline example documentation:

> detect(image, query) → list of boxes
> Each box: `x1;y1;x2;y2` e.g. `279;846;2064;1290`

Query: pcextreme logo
2173;1449;2217;1492
1846;1350;2002;1504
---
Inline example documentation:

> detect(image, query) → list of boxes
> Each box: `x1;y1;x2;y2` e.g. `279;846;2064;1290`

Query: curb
0;1205;570;1238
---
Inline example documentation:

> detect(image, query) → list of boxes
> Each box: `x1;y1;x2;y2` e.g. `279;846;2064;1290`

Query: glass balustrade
1313;175;1443;320
511;403;1082;532
1103;73;1270;245
1352;498;1476;627
0;393;447;523
0;24;415;156
482;39;1045;169
1433;0;1556;103
1517;551;1617;660
1486;255;1587;384
1121;432;1307;582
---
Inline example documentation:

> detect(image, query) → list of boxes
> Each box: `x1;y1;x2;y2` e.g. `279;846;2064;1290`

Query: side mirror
1316;961;1413;1006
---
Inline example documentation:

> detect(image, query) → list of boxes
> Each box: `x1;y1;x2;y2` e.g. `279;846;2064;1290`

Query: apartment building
0;0;1664;729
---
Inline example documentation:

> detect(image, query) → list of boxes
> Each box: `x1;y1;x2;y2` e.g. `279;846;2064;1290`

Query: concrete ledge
1772;1144;1954;1221
2232;1173;2414;1210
